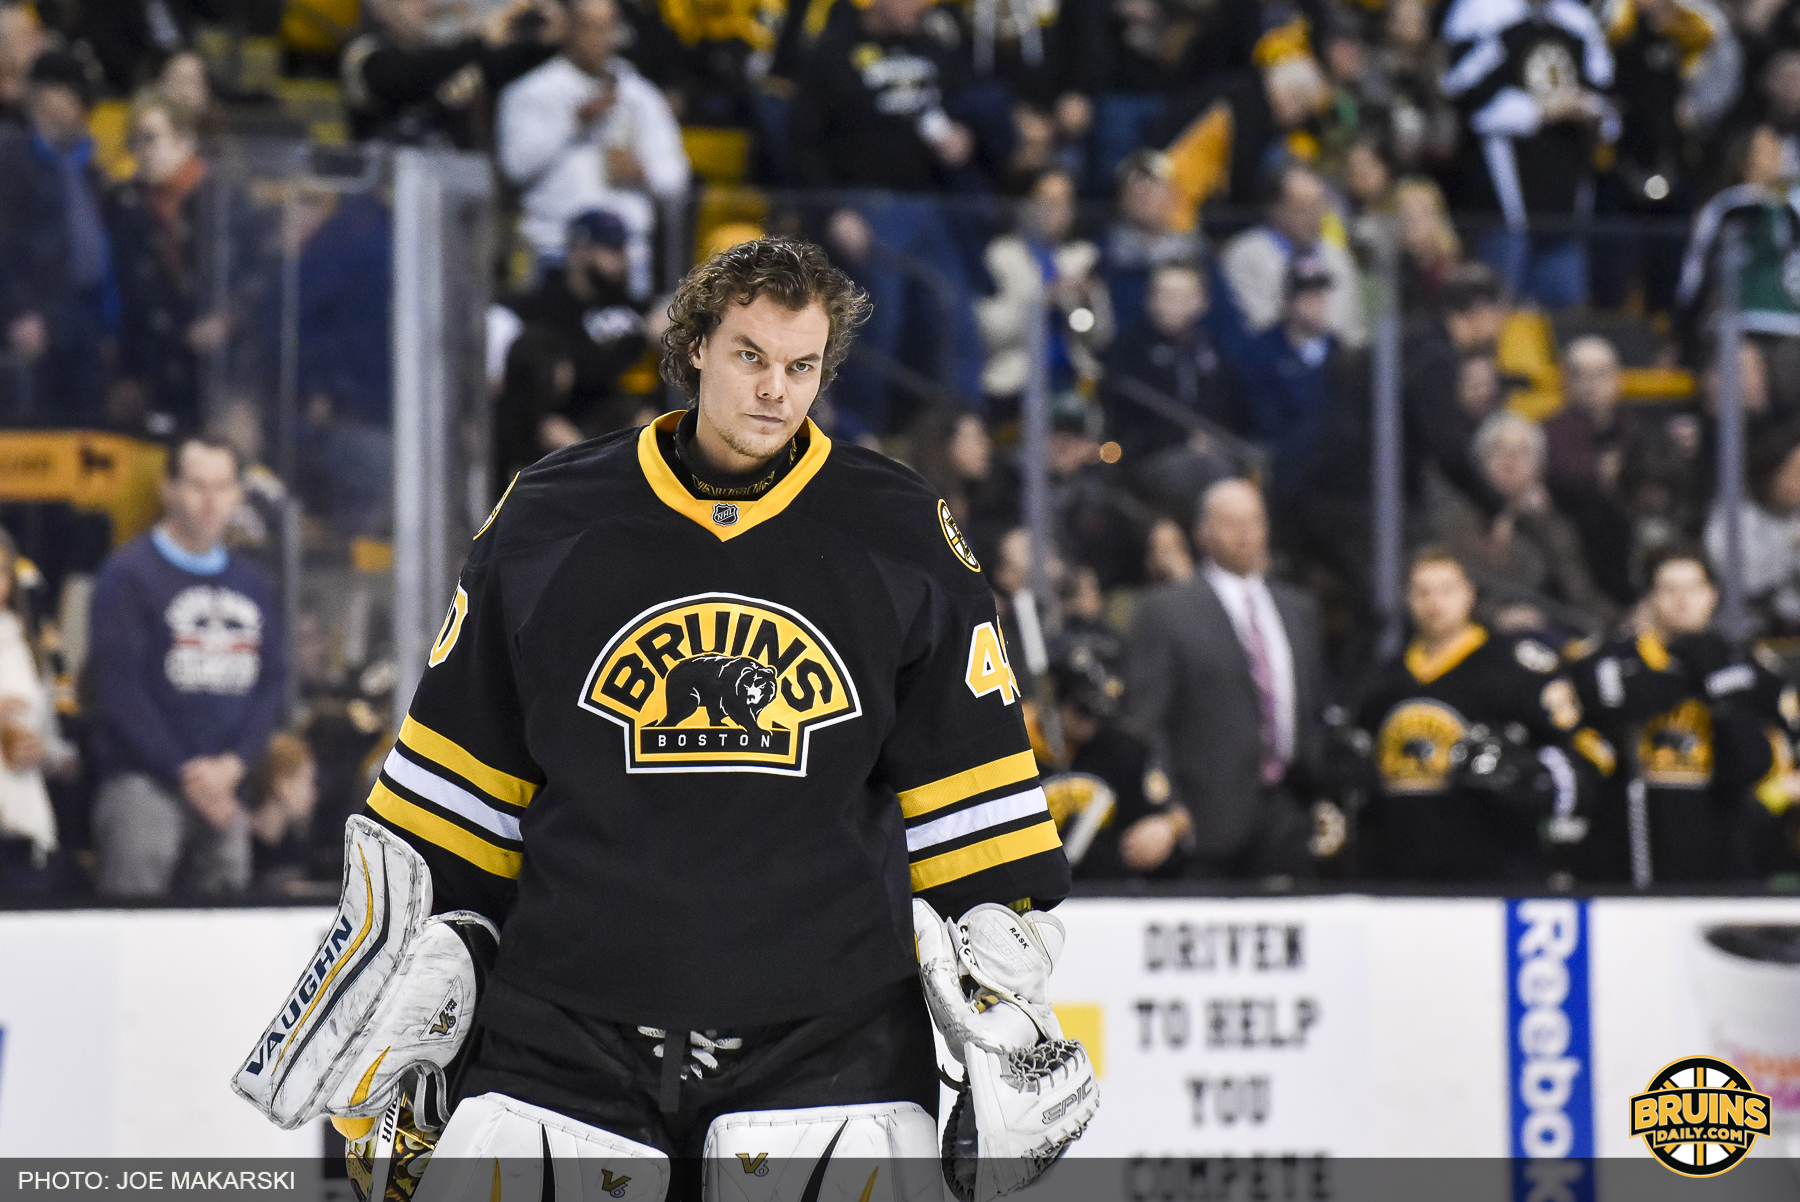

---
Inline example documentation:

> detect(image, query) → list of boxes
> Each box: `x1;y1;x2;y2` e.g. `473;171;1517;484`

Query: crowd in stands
11;0;1800;896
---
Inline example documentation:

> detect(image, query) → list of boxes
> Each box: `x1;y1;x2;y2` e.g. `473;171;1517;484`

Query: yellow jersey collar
1636;632;1671;671
636;411;831;541
1405;624;1489;684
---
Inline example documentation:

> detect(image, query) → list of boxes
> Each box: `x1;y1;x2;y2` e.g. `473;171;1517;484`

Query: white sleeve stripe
383;749;524;843
1548;0;1614;87
1677;206;1718;308
1480;133;1529;231
1441;35;1505;97
906;787;1050;853
1441;0;1527;45
1470;88;1541;138
1538;746;1577;818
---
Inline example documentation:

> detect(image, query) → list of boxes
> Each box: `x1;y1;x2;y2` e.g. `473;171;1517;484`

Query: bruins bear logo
580;593;861;775
1640;699;1713;787
1375;699;1470;794
657;655;779;735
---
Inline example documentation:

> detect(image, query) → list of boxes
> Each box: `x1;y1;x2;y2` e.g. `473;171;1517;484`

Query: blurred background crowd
4;0;1800;899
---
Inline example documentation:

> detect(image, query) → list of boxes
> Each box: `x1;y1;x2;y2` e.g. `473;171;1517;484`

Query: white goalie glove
232;816;497;1132
913;900;1098;1202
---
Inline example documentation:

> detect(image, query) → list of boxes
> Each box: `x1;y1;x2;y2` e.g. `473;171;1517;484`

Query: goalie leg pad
418;1093;670;1202
232;816;496;1129
701;1103;940;1202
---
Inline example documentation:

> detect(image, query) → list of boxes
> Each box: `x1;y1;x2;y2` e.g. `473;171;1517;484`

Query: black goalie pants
454;974;939;1175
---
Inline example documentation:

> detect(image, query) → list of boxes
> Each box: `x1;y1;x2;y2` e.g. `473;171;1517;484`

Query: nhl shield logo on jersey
579;592;861;774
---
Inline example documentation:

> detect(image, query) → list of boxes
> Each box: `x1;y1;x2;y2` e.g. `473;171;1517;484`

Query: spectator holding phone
343;0;567;149
498;0;690;298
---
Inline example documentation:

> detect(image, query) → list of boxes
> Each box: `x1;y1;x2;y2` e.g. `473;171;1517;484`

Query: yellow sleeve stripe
399;715;539;809
369;781;522;879
1573;728;1616;777
909;819;1062;893
897;750;1039;819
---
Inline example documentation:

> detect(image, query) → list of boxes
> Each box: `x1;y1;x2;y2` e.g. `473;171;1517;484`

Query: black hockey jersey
1441;0;1616;222
1356;625;1585;880
1566;632;1795;790
363;412;1069;1028
1566;631;1797;881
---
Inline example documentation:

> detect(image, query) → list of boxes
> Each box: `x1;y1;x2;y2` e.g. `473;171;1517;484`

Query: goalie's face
690;294;829;474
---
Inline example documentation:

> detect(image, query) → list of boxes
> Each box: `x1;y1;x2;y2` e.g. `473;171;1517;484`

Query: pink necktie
1241;598;1284;786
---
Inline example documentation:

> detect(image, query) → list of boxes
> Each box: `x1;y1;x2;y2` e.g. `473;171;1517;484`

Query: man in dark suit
1122;477;1327;879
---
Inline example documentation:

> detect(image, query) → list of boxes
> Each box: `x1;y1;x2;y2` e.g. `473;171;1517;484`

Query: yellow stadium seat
1618;366;1696;402
0;431;167;546
274;77;348;144
1499;308;1562;421
619;348;663;396
681;126;752;186
699;220;764;260
1503;309;1699;420
87;101;135;181
196;28;283;94
351;537;393;573
692;183;768;264
283;0;361;54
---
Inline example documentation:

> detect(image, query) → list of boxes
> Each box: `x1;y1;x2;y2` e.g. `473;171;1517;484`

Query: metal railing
1103;375;1269;479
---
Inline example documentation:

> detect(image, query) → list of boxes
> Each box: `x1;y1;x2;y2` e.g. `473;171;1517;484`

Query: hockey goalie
232;239;1098;1202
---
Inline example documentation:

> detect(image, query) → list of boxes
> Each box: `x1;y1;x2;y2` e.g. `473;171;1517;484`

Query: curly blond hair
660;238;871;402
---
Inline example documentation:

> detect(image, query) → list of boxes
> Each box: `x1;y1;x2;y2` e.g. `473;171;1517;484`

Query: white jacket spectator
978;237;1110;397
1704;423;1800;628
1219;165;1367;347
1706;498;1800;627
0;608;58;867
497;0;688;297
976;170;1114;400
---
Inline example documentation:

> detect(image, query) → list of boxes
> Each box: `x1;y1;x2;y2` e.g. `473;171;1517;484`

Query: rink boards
3;894;1800;1163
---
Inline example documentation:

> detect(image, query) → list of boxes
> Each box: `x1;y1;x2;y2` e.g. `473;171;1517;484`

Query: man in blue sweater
90;435;287;896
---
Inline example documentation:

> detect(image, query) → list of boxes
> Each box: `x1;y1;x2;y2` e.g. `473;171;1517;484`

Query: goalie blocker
232;817;496;1131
